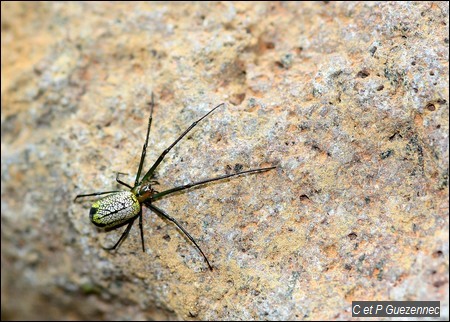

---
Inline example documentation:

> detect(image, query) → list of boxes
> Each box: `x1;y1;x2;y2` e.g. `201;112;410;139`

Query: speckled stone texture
1;2;448;320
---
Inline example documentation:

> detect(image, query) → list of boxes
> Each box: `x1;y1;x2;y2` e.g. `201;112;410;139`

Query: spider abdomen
90;191;141;228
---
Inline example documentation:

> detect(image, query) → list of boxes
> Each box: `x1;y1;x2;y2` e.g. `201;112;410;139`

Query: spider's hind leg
74;190;122;201
103;217;137;251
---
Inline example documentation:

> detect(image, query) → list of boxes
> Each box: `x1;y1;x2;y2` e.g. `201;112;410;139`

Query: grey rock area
1;2;448;320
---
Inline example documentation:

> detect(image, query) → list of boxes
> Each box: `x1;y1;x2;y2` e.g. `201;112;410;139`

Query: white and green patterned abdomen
90;191;141;228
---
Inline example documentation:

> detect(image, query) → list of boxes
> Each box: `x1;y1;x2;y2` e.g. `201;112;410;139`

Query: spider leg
135;93;154;185
103;217;136;251
139;102;224;185
150;166;276;201
74;190;122;201
138;210;145;252
116;172;133;189
146;203;213;271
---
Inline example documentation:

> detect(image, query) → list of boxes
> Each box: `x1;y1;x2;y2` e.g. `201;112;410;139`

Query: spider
75;94;276;270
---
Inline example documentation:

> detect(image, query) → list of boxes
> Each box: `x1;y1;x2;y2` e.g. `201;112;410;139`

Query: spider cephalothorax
133;182;159;202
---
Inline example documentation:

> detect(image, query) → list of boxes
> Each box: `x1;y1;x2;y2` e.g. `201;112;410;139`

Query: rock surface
1;2;448;320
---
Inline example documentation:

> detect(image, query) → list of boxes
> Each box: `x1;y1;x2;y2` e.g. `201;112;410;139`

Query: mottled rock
1;2;448;320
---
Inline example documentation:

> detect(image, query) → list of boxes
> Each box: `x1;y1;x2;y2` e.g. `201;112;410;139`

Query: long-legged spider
75;94;276;270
